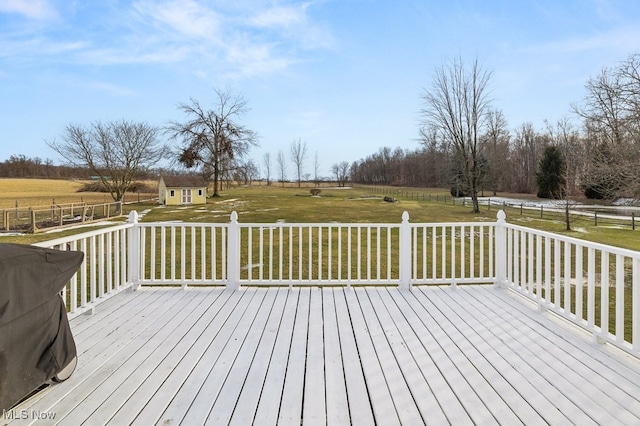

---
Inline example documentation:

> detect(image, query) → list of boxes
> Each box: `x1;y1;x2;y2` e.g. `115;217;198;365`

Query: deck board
332;289;375;426
383;288;471;425
277;287;310;426
5;285;640;426
302;287;326;425
52;289;208;424
394;288;498;425
466;286;640;423
247;287;300;426
346;289;401;425
418;287;570;425
424;288;570;425
160;288;266;425
359;286;432;425
322;288;350;425
83;288;230;425
228;287;291;425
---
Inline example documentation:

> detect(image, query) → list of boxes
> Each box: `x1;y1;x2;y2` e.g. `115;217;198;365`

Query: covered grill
0;243;83;410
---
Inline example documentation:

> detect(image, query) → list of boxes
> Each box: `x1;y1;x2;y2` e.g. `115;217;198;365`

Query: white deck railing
35;209;640;358
35;222;133;318
496;210;640;355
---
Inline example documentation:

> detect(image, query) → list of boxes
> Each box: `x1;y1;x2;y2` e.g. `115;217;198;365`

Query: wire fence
364;186;640;230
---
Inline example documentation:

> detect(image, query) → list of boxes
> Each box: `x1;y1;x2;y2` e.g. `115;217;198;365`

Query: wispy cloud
76;45;192;66
248;2;334;50
85;81;137;97
0;0;57;20
520;23;640;58
250;4;307;28
127;0;333;76
224;41;296;79
0;0;334;80
0;37;85;59
132;0;222;42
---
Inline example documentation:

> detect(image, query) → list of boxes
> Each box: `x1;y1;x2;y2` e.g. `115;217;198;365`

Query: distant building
158;176;208;205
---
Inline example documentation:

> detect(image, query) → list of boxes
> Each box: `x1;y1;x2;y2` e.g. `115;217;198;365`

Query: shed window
170;190;175;197
198;189;203;196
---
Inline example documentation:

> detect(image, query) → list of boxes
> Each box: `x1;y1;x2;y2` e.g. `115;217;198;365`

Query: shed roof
160;176;208;188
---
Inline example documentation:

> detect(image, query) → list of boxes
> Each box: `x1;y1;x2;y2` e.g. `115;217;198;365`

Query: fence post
495;210;507;288
399;211;411;290
30;208;36;233
127;211;140;289
227;211;240;291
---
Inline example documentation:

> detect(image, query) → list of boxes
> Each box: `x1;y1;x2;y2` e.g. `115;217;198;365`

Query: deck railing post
399;211;411;289
227;211;240;290
495;210;507;288
127;210;140;289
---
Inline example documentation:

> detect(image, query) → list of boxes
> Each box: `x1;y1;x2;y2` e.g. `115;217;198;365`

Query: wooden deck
5;285;640;425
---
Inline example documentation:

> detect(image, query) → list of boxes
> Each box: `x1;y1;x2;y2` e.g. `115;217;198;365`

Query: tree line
351;53;640;211
0;155;86;179
349;118;580;195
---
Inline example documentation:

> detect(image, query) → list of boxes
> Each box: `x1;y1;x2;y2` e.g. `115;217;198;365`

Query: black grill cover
0;243;84;410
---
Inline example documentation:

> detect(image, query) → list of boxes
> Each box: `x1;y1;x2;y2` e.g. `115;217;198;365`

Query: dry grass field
0;178;157;209
2;180;639;253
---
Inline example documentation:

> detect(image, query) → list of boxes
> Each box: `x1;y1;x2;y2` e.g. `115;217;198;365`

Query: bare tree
262;152;272;186
235;159;259;185
420;56;493;213
481;109;510;195
290;138;308;187
419;126;451;188
331;161;350;187
545;117;584;195
313;151;321;187
573;56;640;201
509;123;545;193
166;89;258;197
47;120;165;202
277;150;287;186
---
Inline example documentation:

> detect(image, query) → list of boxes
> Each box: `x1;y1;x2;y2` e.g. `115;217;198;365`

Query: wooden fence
1;201;123;233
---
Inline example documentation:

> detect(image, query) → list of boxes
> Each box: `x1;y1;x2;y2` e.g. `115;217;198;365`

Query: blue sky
1;0;640;177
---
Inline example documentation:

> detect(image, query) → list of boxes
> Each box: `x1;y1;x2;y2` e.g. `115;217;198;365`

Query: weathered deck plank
467;286;640;423
277;287;310;426
5;285;640;426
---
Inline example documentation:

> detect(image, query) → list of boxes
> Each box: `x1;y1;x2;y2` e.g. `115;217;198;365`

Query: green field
2;183;640;252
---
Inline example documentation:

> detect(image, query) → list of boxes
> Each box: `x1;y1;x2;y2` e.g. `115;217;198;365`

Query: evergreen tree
536;146;566;199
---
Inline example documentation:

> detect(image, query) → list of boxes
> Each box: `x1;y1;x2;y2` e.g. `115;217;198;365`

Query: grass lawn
3;184;640;252
143;185;478;224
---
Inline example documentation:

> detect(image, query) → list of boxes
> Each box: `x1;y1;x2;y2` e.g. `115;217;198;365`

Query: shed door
181;189;192;204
